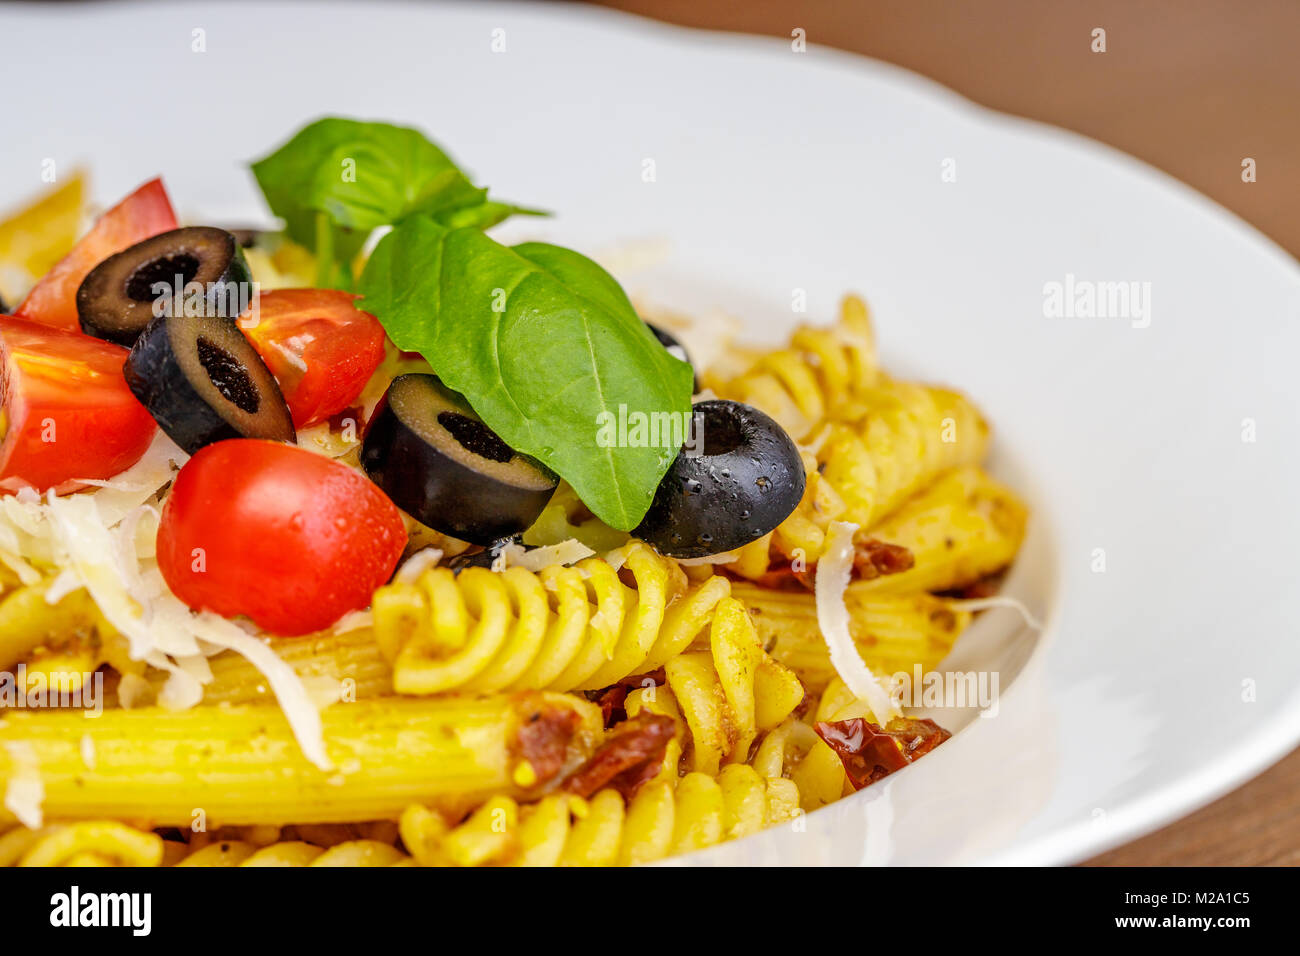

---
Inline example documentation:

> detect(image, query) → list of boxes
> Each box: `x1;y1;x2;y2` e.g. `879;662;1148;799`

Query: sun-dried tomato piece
585;669;668;728
562;714;677;800
515;700;582;786
853;538;915;579
592;684;630;727
887;717;951;761
814;716;950;790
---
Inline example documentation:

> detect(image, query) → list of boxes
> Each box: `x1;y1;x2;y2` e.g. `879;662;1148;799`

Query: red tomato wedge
242;289;386;428
156;440;407;636
0;317;156;493
15;178;179;332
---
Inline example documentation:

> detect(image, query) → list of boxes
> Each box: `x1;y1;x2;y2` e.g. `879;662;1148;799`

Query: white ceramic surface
2;0;1298;866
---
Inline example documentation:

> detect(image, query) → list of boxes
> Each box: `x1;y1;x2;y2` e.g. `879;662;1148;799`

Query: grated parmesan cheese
503;539;595;572
0;431;334;771
814;521;901;723
944;595;1042;631
394;547;443;583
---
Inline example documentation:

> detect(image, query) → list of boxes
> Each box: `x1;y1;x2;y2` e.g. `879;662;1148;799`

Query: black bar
1;865;1274;942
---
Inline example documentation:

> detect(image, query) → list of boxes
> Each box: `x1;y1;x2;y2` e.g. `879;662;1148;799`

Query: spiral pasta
0;821;164;867
711;297;991;579
764;379;989;571
657;595;805;776
174;839;410;867
851;465;1028;594
752;718;853;811
0;822;414;867
709;294;880;442
373;541;738;695
399;764;800;867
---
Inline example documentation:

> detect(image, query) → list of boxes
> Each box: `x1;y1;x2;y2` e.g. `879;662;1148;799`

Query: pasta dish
0;119;1027;866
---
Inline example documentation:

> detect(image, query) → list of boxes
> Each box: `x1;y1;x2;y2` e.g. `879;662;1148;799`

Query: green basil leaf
250;118;540;287
434;200;549;231
359;218;694;531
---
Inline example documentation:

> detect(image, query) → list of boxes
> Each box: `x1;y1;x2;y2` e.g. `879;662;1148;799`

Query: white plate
3;1;1298;866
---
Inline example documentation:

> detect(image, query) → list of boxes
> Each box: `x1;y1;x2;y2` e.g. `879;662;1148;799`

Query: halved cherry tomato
15;178;178;332
0;317;156;493
156;440;407;635
242;289;386;428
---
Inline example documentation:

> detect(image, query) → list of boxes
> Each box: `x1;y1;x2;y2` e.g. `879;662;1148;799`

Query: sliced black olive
123;312;295;454
634;399;805;558
77;226;252;347
361;374;558;545
645;321;699;393
446;535;528;573
0;292;8;314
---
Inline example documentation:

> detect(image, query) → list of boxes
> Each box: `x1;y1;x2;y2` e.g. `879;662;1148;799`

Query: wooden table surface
588;0;1300;866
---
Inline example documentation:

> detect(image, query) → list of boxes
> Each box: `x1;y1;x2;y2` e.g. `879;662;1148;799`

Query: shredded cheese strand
814;521;901;722
943;595;1042;631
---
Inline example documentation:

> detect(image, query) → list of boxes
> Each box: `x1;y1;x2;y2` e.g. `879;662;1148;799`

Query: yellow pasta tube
137;627;394;707
731;581;971;692
0;692;601;826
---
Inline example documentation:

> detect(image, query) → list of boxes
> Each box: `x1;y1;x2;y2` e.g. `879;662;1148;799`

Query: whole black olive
634;400;805;558
77;226;252;347
124;312;296;455
645;321;699;393
361;374;558;546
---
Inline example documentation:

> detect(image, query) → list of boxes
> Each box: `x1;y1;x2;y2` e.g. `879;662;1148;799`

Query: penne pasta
0;693;601;826
140;628;394;707
732;581;971;692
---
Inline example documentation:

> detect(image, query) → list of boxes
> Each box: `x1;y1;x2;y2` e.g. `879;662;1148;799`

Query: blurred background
586;0;1300;866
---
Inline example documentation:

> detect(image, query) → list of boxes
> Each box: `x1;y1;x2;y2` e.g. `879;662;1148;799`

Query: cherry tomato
156;439;407;635
15;178;178;332
243;289;386;428
0;317;156;493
